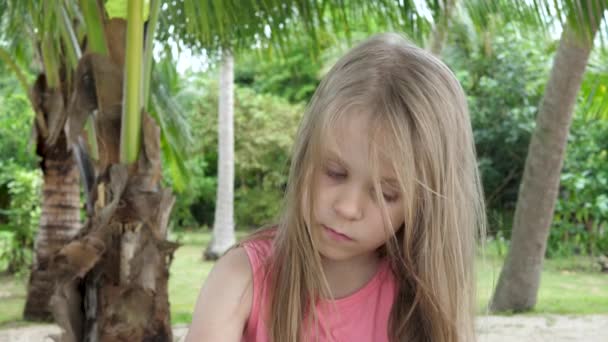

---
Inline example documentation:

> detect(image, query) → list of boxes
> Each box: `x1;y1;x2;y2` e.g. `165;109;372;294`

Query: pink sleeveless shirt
241;237;396;342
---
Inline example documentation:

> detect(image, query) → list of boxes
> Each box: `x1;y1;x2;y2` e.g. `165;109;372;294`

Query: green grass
165;230;250;324
476;240;608;315
169;244;215;323
1;231;607;328
0;274;28;328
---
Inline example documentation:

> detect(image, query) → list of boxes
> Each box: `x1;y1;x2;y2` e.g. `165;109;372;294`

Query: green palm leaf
149;58;194;192
580;49;608;120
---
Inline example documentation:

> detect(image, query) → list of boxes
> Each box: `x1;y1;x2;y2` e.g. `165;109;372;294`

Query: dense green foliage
234;35;328;104
0;68;41;274
0;162;40;274
550;114;608;257
165;75;303;230
0;70;37;169
445;23;608;257
445;23;553;238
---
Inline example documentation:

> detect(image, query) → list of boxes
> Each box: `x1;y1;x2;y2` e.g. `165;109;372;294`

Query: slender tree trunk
205;50;236;260
429;0;456;55
490;12;602;312
24;133;82;321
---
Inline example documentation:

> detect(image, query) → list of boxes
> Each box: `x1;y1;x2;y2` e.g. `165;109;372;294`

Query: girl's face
309;113;405;265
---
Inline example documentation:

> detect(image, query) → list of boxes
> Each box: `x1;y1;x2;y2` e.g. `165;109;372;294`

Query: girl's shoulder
239;227;277;272
185;246;253;341
241;236;274;267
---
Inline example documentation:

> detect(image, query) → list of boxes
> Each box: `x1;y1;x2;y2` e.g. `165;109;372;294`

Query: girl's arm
185;247;253;342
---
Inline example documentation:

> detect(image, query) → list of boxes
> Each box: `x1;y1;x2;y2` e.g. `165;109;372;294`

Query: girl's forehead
320;112;397;173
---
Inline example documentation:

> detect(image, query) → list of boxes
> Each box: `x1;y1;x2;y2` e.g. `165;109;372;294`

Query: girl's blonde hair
251;32;485;342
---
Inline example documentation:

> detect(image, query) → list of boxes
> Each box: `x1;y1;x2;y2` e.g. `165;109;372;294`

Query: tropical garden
0;0;607;341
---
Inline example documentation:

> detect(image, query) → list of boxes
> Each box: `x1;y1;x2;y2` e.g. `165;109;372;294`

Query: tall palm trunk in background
490;1;604;312
24;133;81;321
429;0;456;55
205;50;236;260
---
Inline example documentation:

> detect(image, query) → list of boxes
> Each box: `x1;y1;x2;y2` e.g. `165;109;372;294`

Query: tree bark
205;50;236;260
24;133;81;321
47;19;178;342
49;114;177;342
490;9;602;312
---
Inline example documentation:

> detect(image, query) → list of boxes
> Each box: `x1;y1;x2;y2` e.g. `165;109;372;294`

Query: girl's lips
323;225;353;241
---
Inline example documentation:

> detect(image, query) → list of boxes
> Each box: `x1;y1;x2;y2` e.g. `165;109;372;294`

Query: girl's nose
332;186;364;221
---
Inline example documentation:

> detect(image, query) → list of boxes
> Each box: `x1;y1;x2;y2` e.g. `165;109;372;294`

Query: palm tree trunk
49;113;177;342
490;14;602;312
47;19;178;341
205;50;236;260
24;133;81;321
429;0;456;55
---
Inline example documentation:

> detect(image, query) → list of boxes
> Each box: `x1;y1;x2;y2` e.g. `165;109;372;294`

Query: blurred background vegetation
1;17;607;276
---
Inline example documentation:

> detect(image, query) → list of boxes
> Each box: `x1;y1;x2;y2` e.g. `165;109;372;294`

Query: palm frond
143;0;161;111
0;1;35;65
522;0;607;35
79;0;108;54
148;59;194;192
159;0;434;57
580;49;608;120
0;47;30;95
119;0;145;164
464;0;549;35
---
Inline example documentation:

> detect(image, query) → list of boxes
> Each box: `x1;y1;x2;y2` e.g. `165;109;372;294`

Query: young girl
186;32;485;342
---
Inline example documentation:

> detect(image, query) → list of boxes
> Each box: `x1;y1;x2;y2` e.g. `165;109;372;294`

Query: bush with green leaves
445;23;552;237
0;70;40;274
234;34;332;104
446;22;607;258
549;114;608;258
166;74;303;230
0;161;41;274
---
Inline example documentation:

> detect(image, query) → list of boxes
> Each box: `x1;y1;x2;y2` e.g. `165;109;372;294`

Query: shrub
165;76;303;230
445;23;552;237
549;115;608;257
0;161;41;274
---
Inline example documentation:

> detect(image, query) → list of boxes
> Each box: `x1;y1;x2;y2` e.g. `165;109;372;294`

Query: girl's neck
320;253;381;299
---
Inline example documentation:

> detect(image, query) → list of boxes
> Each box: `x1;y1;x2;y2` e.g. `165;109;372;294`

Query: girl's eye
383;193;399;203
370;188;399;203
325;168;346;179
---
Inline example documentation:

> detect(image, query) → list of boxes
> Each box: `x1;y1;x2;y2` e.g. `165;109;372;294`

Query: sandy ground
0;315;607;341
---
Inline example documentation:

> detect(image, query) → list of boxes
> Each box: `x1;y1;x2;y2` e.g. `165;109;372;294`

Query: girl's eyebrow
381;179;400;190
325;151;347;166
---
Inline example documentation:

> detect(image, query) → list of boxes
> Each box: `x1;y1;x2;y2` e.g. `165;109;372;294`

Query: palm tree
2;0;183;338
23;128;82;321
0;3;85;321
490;0;608;311
204;50;236;260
